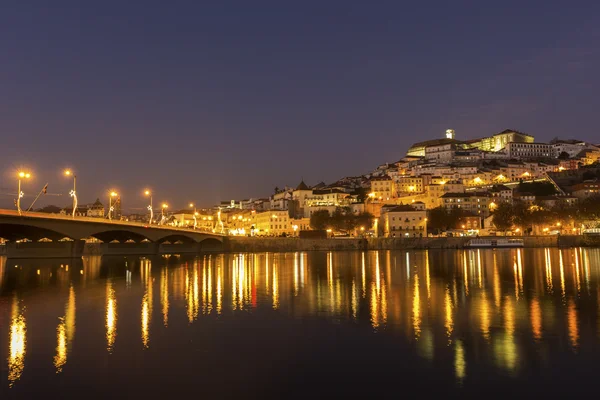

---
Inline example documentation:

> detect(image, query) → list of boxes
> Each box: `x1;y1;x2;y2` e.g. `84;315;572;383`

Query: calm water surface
1;249;600;398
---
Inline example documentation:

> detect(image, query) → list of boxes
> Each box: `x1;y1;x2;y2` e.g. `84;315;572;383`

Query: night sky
2;1;599;211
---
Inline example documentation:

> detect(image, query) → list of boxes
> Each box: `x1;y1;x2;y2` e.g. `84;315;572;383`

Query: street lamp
190;203;197;229
16;171;32;215
108;191;118;221
144;190;153;224
160;203;168;225
64;170;77;218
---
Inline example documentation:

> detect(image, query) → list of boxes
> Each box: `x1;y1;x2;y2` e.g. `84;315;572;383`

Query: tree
309;210;330;231
426;206;449;234
492;202;514;234
517;182;557;196
558;151;570;160
512;201;534;234
354;212;375;231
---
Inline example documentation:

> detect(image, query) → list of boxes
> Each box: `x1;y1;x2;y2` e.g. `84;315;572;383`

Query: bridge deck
0;209;225;237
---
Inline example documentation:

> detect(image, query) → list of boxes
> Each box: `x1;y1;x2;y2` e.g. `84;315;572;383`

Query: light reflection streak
141;259;153;348
272;260;279;310
361;252;366;298
455;340;466;382
8;295;26;387
106;281;117;353
477;249;482;289
493;253;500;309
545;249;553;293
531;297;542;340
568;299;579;351
445;287;453;340
161;267;169;327
559;251;566;301
480;291;490;340
55;286;76;372
413;274;421;338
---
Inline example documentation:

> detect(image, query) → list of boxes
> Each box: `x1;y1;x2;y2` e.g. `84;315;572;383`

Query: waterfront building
379;205;427;238
440;192;493;217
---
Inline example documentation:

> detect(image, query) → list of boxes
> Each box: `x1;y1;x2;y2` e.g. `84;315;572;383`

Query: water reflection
2;248;600;390
54;286;76;372
8;295;26;386
106;281;117;352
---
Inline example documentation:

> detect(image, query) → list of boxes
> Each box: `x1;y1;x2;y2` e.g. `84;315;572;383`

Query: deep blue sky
2;1;599;210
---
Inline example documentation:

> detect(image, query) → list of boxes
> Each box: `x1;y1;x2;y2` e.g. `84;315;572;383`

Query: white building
505;142;553;159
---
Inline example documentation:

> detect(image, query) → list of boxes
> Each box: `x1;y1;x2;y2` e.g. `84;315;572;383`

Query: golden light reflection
272;261;279;310
477;249;482;289
454;340;466;382
370;282;379;329
351;280;358;320
445;287;453;340
559;251;566;301
463;252;469;296
567;299;579;351
161;267;169;327
493;261;501;309
54;319;67;373
55;286;76;372
425;251;431;299
186;263;199;322
106;281;117;352
413;274;421;338
141;272;153;349
480;291;490;340
361;252;366;298
530;297;542;340
217;265;222;314
8;295;26;387
545;249;554;293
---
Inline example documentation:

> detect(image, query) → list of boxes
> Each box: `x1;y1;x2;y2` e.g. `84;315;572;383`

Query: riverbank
224;235;600;253
1;235;599;258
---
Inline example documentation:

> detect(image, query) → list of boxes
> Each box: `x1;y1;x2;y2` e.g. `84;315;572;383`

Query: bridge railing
0;209;225;236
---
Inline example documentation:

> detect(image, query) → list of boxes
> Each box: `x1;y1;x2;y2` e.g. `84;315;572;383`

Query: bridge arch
89;230;152;243
156;234;198;244
0;223;75;242
199;238;224;252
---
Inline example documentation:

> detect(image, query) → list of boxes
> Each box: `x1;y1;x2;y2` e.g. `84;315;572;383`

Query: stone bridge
0;209;225;257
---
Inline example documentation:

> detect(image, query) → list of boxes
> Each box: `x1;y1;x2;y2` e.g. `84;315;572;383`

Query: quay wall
2;235;599;259
224;235;599;253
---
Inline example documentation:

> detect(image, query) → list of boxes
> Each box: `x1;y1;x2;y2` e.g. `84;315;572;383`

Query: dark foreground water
1;249;600;398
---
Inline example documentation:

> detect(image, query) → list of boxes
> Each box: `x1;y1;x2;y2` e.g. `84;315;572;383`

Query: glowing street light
190;203;197;229
144;190;153;224
108;191;118;221
16;171;32;215
64;170;77;218
160;203;168;225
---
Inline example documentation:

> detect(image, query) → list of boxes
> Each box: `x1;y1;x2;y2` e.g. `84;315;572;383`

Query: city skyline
2;1;600;208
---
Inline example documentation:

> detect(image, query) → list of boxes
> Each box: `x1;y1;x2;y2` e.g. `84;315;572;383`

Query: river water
1;249;599;398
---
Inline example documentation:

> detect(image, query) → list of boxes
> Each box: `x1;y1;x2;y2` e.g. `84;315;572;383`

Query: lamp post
190;203;197;229
144;190;153;224
160;203;168;225
109;191;118;220
16;171;31;215
64;170;77;218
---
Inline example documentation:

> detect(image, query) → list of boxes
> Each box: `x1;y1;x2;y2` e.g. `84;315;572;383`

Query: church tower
445;129;455;139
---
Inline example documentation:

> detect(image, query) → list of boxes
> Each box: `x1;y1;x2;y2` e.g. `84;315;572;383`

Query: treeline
492;195;600;234
309;207;374;232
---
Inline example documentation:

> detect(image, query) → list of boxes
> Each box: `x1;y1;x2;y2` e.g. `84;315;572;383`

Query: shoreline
1;235;599;258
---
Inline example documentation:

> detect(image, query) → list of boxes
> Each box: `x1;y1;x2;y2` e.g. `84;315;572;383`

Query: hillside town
35;128;600;238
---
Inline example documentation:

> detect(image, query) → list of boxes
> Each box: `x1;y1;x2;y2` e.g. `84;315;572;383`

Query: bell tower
445;129;455;139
